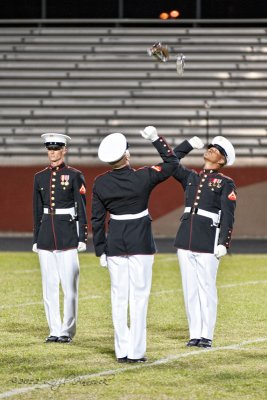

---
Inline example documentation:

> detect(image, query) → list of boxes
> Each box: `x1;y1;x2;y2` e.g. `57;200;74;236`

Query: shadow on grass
148;322;189;340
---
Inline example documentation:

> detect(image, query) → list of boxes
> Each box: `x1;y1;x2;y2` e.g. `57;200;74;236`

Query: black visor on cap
45;142;65;149
208;143;227;159
47;146;62;151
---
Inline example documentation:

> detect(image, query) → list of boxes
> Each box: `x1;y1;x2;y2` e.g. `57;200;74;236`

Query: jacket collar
201;168;219;174
49;162;66;171
112;165;131;172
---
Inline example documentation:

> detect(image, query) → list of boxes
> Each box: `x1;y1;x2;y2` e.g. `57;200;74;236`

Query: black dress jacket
172;144;237;253
91;137;191;257
33;162;87;250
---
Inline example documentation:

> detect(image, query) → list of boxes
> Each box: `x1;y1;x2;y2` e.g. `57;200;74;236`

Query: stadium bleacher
0;26;267;165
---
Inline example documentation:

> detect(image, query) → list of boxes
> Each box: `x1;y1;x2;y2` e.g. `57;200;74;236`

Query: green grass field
0;252;266;399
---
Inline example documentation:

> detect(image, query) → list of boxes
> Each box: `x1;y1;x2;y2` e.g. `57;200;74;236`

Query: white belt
184;207;220;225
43;207;76;217
110;209;149;220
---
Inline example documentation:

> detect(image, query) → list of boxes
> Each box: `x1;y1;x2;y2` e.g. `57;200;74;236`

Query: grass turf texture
0;252;266;399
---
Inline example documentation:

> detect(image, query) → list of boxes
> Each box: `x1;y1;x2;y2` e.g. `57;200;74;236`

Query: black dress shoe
57;336;72;343
127;357;147;363
186;338;200;347
45;336;58;343
117;357;128;363
198;337;212;348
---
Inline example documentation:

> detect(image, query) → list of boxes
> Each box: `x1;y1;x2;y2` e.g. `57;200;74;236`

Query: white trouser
177;249;220;340
38;249;80;338
107;254;154;359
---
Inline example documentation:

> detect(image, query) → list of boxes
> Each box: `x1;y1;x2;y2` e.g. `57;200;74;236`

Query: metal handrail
0;18;267;25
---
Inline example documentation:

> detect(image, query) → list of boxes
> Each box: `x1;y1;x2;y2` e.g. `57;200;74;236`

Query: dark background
1;0;267;19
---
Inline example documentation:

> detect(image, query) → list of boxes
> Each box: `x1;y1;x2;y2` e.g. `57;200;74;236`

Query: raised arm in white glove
140;126;159;142
188;136;204;149
78;242;87;252
32;243;38;253
100;253;108;268
214;245;227;259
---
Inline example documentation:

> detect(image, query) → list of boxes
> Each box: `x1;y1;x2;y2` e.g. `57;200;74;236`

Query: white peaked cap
98;132;128;163
212;136;235;166
41;132;71;146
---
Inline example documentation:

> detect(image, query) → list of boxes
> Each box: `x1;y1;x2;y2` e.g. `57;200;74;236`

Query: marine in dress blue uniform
172;136;237;348
91;127;189;363
32;133;88;343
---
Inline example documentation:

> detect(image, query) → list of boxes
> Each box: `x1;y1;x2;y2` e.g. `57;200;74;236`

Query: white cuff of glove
140;126;159;142
100;253;108;268
78;242;87;252
32;243;38;253
214;245;227;259
188;136;204;149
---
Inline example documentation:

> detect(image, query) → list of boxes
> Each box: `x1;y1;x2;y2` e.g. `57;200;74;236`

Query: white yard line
1;280;266;310
217;280;267;288
150;280;267;294
0;295;103;309
0;301;43;309
0;337;266;399
12;270;40;274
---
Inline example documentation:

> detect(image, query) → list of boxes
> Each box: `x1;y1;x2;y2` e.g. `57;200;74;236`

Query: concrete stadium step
0;130;267;141
1;70;267;80
101;28;267;36
0;44;265;54
1;98;267;108
1;88;267;99
1;134;261;147
1;27;266;36
3;79;267;89
0;88;132;97
1;117;266;130
1;53;257;62
1;61;267;71
2;36;266;46
0;142;261;155
1;127;266;138
1;107;267;118
3;27;266;34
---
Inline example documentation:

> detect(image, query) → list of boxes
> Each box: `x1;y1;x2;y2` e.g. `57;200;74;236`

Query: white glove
140;126;159;142
32;243;38;253
214;245;227;259
100;253;108;268
78;242;87;252
188;136;204;149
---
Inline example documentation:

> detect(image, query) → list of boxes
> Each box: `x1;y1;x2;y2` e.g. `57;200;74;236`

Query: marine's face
47;146;67;164
204;146;226;166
